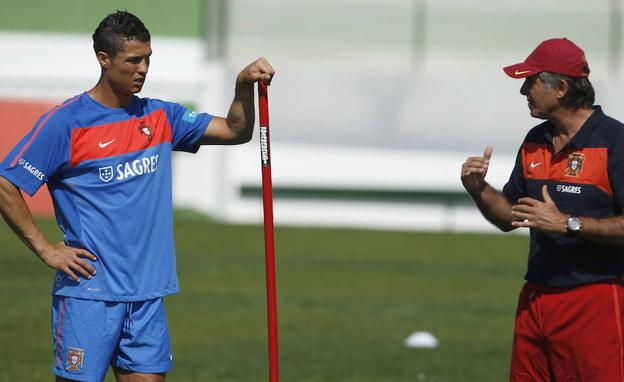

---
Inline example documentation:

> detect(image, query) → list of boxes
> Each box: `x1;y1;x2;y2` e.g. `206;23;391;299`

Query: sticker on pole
260;126;270;166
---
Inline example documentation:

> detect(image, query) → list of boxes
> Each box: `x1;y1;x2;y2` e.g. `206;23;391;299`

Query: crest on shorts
66;347;84;372
566;152;585;177
138;120;153;140
99;166;114;182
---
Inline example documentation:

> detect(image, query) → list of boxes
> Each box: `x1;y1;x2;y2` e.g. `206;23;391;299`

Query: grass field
0;214;528;381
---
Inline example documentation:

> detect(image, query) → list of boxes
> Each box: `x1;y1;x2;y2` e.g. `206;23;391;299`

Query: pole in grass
258;80;279;382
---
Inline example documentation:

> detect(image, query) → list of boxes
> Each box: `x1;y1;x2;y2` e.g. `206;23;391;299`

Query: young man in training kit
0;10;274;382
462;38;624;381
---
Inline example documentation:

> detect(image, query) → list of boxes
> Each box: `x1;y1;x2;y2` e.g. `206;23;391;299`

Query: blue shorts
51;296;172;381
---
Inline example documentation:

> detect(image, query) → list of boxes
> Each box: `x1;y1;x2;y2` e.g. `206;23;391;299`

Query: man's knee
113;366;166;382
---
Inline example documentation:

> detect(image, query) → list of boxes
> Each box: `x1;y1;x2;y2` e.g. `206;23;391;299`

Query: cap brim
503;63;542;78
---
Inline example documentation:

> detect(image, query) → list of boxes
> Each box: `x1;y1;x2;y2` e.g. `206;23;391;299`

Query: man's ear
556;79;569;100
96;51;111;70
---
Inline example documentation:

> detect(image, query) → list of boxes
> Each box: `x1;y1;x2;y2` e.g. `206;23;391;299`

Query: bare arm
0;176;97;281
511;184;624;245
579;215;624;244
461;146;515;232
199;57;275;145
468;183;515;232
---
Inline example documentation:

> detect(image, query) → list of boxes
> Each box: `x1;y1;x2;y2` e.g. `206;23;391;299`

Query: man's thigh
544;282;624;381
111;298;173;376
52;296;126;381
510;283;553;382
511;281;624;382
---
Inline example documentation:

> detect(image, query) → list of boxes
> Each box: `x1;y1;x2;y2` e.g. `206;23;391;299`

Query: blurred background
1;1;623;381
3;0;623;232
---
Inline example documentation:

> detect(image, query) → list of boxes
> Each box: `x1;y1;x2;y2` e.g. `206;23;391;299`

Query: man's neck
548;107;594;153
550;107;595;138
88;81;133;109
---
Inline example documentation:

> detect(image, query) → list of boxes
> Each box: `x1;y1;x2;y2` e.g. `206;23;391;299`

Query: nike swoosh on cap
515;70;532;76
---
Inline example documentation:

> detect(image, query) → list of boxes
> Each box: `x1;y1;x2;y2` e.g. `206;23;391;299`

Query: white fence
173;143;516;232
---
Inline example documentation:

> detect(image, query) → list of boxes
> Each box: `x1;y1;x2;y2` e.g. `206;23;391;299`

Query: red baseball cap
503;38;590;79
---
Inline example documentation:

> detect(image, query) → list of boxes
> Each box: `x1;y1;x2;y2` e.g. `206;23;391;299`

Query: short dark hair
538;72;595;109
92;10;150;58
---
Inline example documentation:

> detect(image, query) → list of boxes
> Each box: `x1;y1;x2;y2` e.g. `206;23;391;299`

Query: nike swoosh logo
514;70;532;76
530;161;542;168
98;139;115;149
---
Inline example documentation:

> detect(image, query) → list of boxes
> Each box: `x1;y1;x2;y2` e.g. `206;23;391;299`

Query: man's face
103;39;151;96
519;75;560;120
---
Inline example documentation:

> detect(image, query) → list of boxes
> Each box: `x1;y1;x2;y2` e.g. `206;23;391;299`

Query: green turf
0;0;202;37
0;214;528;381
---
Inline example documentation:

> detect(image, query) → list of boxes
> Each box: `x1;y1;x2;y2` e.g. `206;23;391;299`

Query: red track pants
510;280;624;381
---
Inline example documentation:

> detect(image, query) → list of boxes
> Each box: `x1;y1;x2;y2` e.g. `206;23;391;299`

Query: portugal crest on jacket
566;152;585;177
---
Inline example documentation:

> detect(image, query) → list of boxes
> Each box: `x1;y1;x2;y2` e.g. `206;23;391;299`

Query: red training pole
258;80;279;382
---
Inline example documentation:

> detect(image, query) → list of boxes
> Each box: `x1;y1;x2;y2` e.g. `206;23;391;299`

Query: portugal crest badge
566;152;585;177
138;120;153;140
66;347;84;372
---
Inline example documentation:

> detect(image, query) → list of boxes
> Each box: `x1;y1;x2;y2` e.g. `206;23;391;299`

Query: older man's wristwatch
566;216;583;236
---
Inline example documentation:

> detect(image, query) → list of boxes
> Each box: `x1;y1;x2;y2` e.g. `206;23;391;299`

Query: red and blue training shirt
503;106;624;287
0;92;212;301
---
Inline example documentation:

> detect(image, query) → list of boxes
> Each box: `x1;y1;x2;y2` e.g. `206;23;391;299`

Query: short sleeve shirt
503;106;624;287
0;93;212;301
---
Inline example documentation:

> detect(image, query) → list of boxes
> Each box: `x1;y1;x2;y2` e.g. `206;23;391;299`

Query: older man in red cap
461;37;624;381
